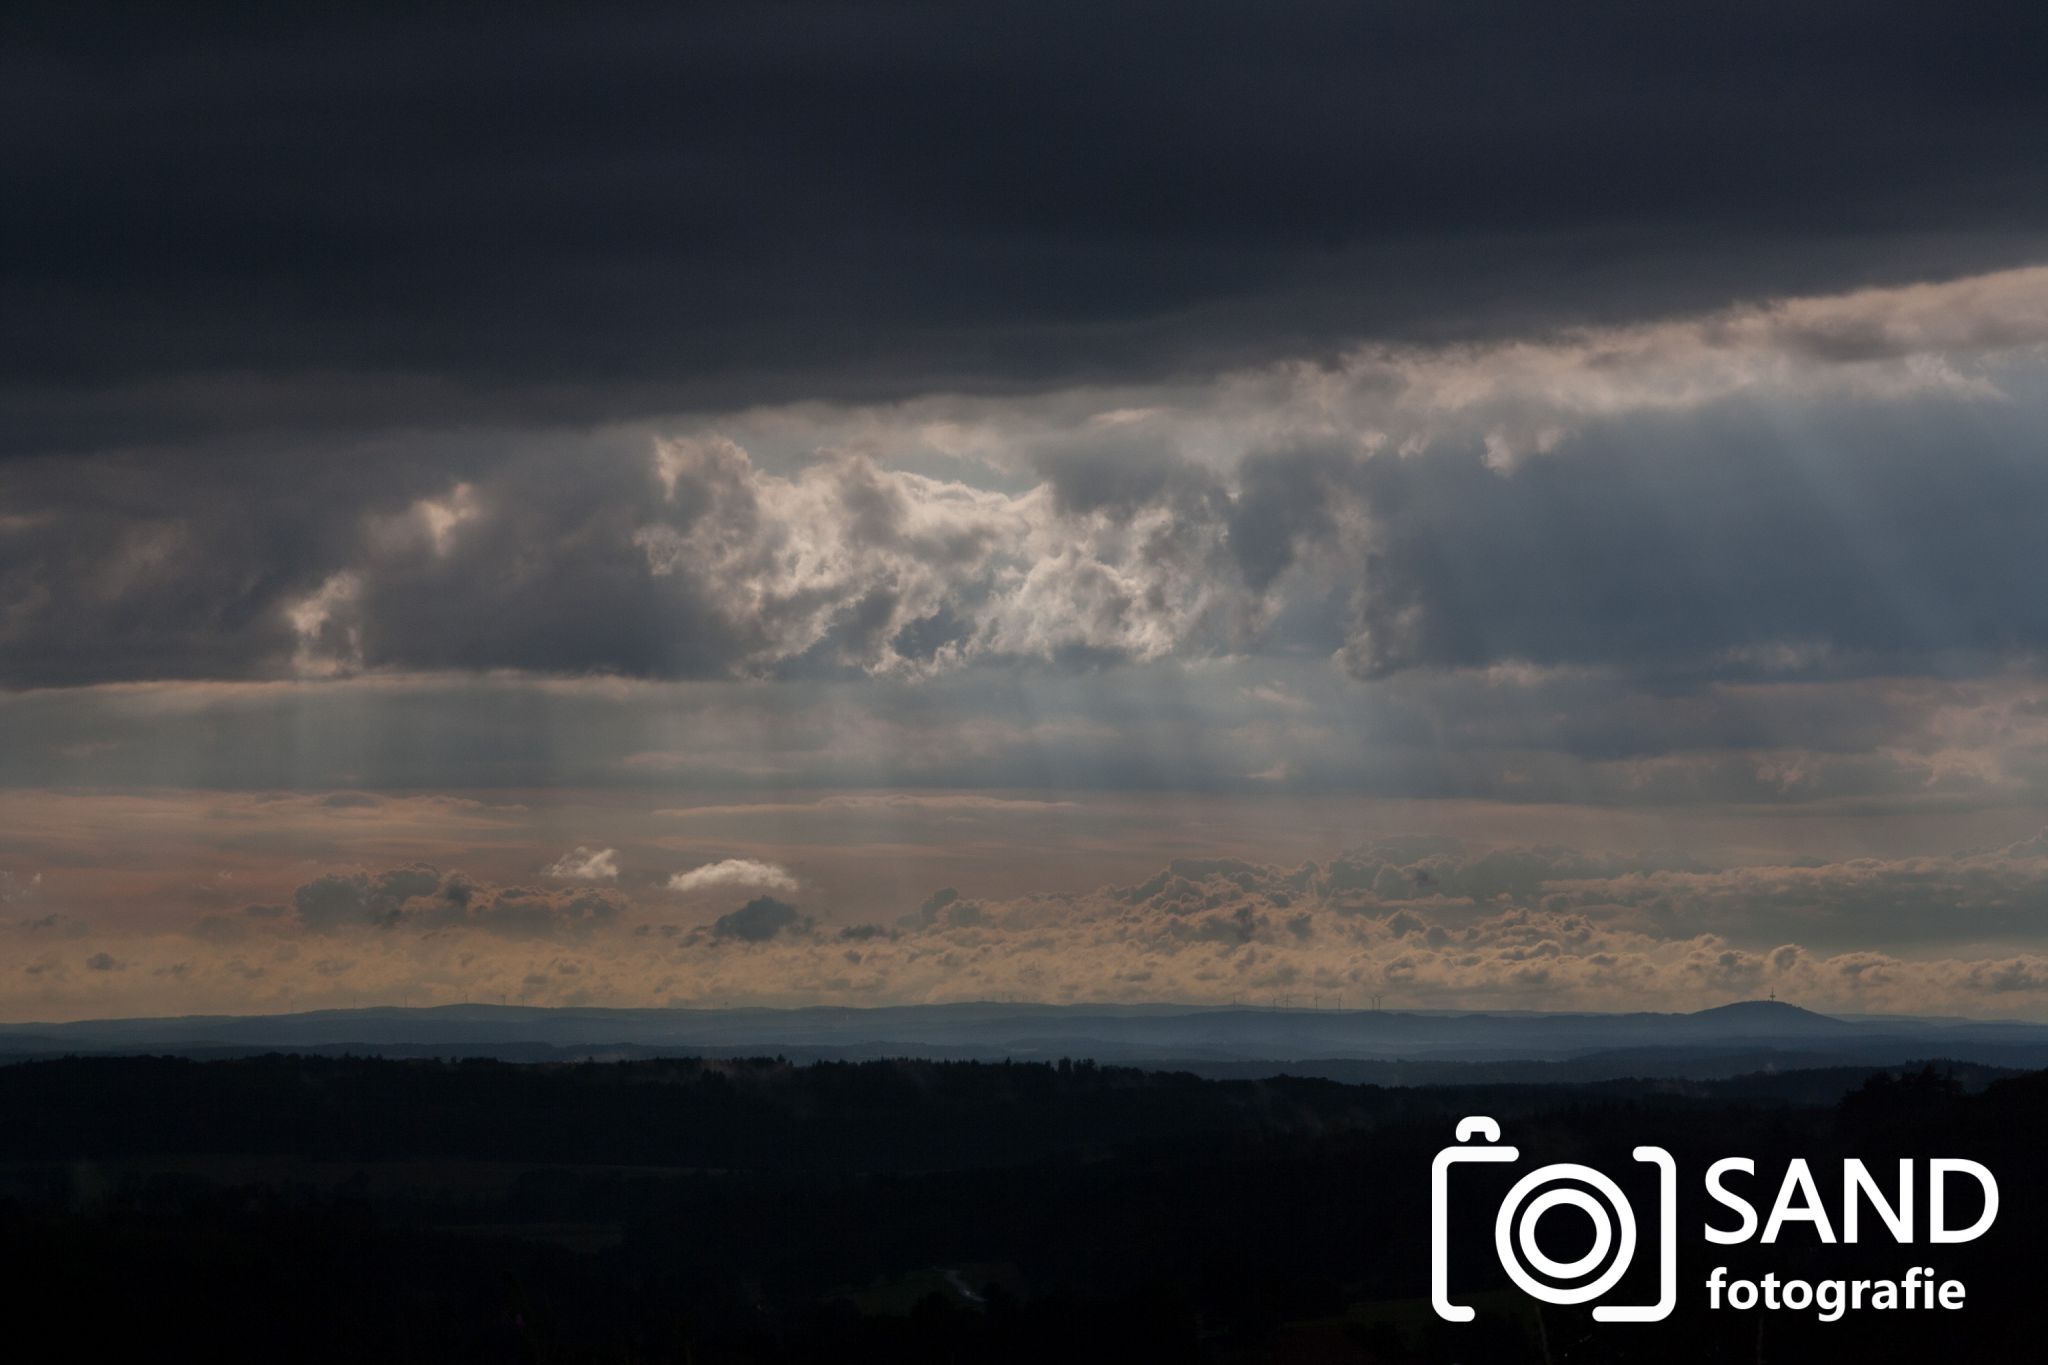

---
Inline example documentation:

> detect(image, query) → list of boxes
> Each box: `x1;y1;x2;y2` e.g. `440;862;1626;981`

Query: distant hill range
6;997;2048;1083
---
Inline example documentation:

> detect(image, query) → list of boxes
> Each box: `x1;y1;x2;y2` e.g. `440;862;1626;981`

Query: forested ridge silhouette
2;1054;2036;1361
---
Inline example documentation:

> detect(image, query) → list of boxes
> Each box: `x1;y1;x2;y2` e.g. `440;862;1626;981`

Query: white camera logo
1431;1116;1676;1323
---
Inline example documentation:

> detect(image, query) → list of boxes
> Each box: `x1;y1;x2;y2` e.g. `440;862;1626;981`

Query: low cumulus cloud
668;859;799;895
291;864;623;938
711;895;809;943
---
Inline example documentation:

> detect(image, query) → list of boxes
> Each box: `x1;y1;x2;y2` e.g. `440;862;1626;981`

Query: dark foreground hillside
0;1054;2037;1362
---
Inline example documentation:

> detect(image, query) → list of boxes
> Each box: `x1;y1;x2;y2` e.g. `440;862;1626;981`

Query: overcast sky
8;4;2048;1020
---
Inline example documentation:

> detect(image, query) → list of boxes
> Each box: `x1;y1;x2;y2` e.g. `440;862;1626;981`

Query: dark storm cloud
5;2;2048;450
1337;394;2048;680
0;424;591;686
0;449;359;686
345;445;743;678
1226;447;1349;592
1032;433;1212;521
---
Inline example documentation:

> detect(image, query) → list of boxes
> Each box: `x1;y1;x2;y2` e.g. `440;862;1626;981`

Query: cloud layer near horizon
17;833;2048;1022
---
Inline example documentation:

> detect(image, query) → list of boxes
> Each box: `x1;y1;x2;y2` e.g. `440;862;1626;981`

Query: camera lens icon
1431;1116;1676;1323
1494;1163;1635;1304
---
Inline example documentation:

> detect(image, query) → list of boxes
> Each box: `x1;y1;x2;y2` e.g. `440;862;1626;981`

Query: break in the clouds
6;6;2048;1019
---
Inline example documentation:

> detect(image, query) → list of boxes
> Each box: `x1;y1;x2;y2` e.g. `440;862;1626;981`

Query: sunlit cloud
667;859;800;895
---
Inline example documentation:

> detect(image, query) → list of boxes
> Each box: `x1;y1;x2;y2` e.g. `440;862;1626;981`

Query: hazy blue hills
6;999;2048;1081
